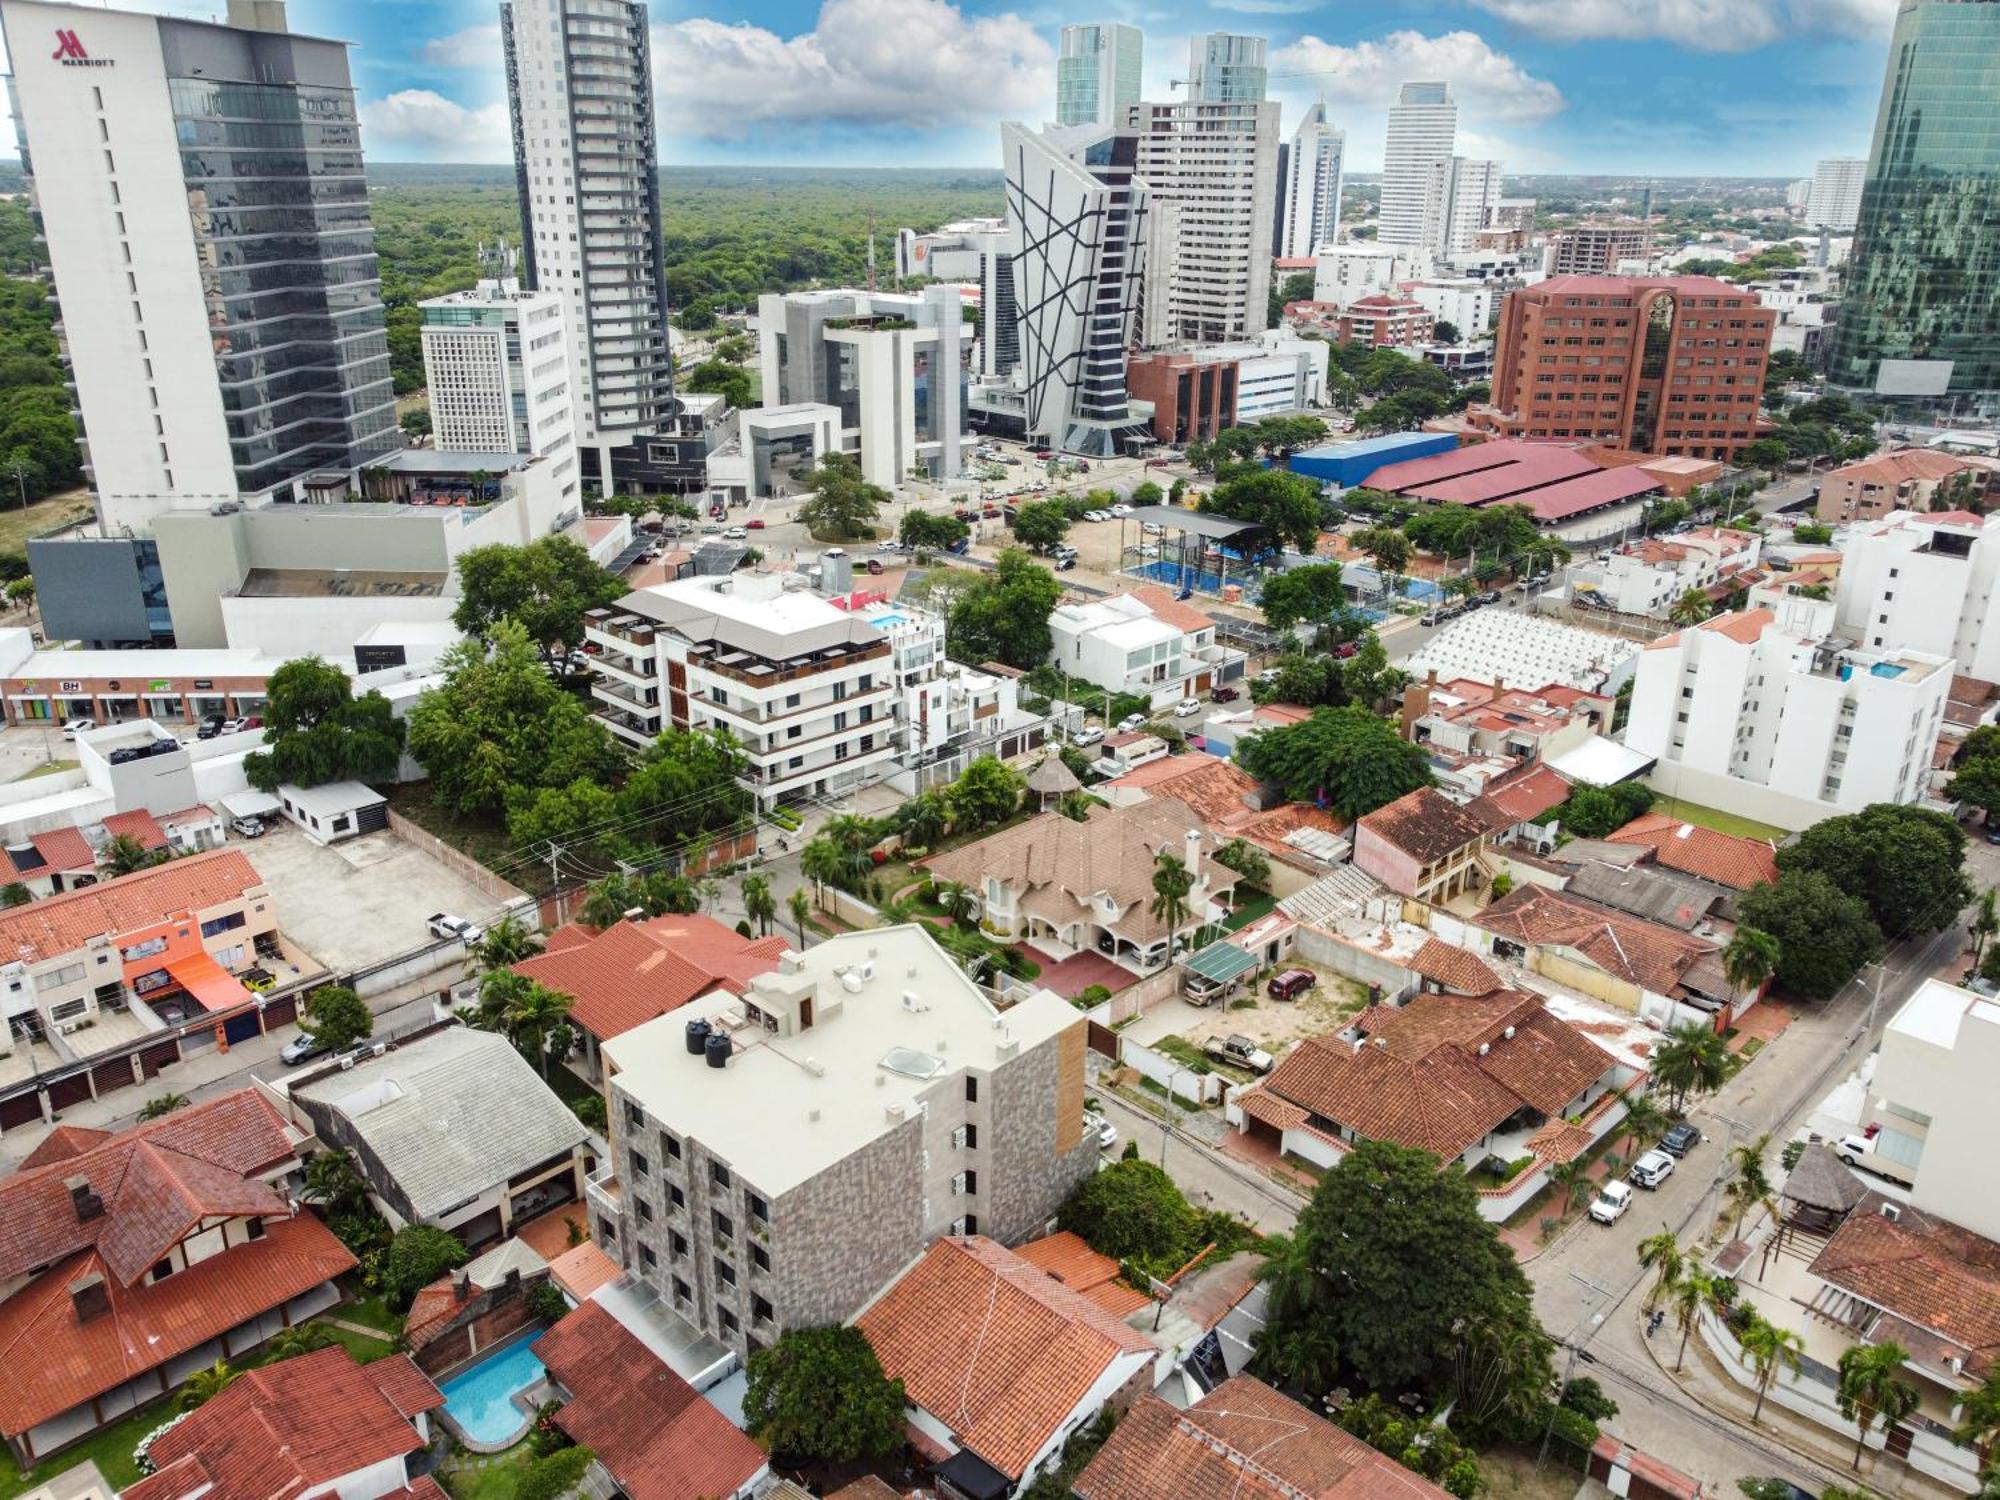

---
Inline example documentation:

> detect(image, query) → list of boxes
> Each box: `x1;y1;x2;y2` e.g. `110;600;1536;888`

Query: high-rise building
997;122;1151;456
420;275;578;487
0;0;398;533
1055;23;1142;128
893;220;1019;380
1804;157;1866;232
503;0;697;494
1548;223;1653;275
1480;275;1775;460
1444;157;1503;257
1273;102;1344;258
1829;0;2000;399
1129;97;1280;343
1187;32;1267;102
1380;82;1457;251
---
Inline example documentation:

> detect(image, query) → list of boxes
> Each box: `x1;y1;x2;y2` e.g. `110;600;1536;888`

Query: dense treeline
0;277;81;503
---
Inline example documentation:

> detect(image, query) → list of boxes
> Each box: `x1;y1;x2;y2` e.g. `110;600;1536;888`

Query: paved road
1086;1083;1305;1236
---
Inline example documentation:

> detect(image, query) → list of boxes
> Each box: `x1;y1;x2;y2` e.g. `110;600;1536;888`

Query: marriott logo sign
52;30;113;67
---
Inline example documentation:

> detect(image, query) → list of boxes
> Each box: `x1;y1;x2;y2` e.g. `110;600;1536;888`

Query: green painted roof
1182;941;1257;983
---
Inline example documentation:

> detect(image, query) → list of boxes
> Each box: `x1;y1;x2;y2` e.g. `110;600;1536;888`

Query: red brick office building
1475;275;1774;460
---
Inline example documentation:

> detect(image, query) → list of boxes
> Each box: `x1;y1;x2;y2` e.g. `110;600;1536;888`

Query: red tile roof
27;825;94;874
102;809;169;852
1474;884;1714;995
534;1302;766;1500
1828;448;1972;487
1408;938;1503;995
856;1236;1155;1480
1011;1232;1152;1319
1471;764;1573;829
548;1240;621;1301
1104;756;1260;823
1648;607;1776;653
14;1124;111;1172
1357;787;1489;865
1075;1378;1452;1500
124;1348;440;1500
0;1212;355;1439
0;848;263;963
1129;584;1217;636
1607;812;1779;890
512;913;788;1043
1810;1194;2000;1379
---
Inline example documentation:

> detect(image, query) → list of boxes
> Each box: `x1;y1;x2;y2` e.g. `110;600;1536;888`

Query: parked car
1096;1117;1119;1151
1173;698;1202;717
1267;968;1317;1001
1334;641;1359;659
219;718;250;735
61;718;95;740
745;518;766;530
195;714;226;739
1659;1121;1702;1158
1740;1481;1814;1500
1421;612;1441;627
280;1031;334;1066
864;558;886;575
1210;686;1240;703
945;538;971;556
1205;1033;1275;1074
1109;503;1133;517
722;526;748;539
1628;1149;1676;1189
1033;449;1056;460
427;912;485;945
1054;557;1077;571
1255;668;1282;684
1588;1180;1634;1224
1835;1127;1907;1179
1116;713;1147;733
1141;522;1165;536
1071;726;1105;746
229;815;267;839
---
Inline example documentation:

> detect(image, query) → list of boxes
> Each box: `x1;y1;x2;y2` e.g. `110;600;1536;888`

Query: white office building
1406;278;1497;335
1380;82;1458;253
1444;157;1504;257
1804;157;1867;232
1275;102;1344;258
1055;22;1141;128
502;0;692;495
1187;32;1267;102
1624;603;1953;830
1836;509;2000;680
1313;245;1411;302
995;122;1151;456
893;220;1019;380
1129;97;1280;344
0;0;398;534
420;278;578;493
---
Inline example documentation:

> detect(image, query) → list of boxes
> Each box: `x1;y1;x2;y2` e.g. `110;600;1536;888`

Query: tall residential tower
1380;82;1457;251
1055;23;1142;128
1274;102;1344;258
0;0;398;532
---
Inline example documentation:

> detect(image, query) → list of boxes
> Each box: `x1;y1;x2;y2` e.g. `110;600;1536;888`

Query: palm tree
898;789;950;849
476;913;542;969
1973;890;1999;973
138;1092;190;1120
799;835;851;897
503;980;574;1079
1739;1313;1804;1423
1668;588;1712;627
1667;1268;1716;1373
1653;1022;1731;1115
1149;849;1195;953
1637;1229;1684;1312
266;1323;340;1363
1723;1133;1778;1238
741;874;776;937
1836;1340;1920;1471
1251;1233;1340;1396
1547;1158;1588;1215
580;876;636;930
932;880;979;926
101;832;160;878
178;1358;238;1412
1723;926;1781;994
1620;1092;1669;1158
1951;1366;2000;1469
787;887;812;947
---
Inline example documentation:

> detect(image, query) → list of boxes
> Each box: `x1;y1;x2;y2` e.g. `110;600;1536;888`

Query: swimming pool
439;1332;545;1446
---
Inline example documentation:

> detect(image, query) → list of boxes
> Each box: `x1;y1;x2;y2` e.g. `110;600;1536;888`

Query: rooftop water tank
685;1017;713;1056
704;1032;731;1069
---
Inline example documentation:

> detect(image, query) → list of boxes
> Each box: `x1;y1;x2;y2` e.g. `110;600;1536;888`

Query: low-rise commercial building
1402;610;1640;695
1124;333;1325;446
1567;526;1764;618
1330;294;1434;348
1360;437;1662;539
590;925;1097;1361
1407;277;1497;334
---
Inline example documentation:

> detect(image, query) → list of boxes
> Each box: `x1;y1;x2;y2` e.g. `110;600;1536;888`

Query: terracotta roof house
1229;989;1633;1218
1352;787;1492;903
0;1090;354;1464
855;1236;1157;1497
1468;763;1575;836
1010;1231;1151;1319
1408;937;1504;996
923;798;1238;975
1100;756;1349;895
1469;883;1733;1020
511;912;788;1074
535;1301;769;1500
123;1348;442;1500
401;1238;552;1379
5;824;97;897
1606;812;1779;891
1816;448;1995;524
1075;1376;1453;1500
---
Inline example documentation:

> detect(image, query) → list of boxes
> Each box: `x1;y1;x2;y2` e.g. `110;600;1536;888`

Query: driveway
235;823;512;973
1019;945;1137;999
1122;966;1369;1053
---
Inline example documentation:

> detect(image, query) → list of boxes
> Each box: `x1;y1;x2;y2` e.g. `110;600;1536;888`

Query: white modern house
1624;602;1953;830
1048;590;1244;710
1835;509;2000;680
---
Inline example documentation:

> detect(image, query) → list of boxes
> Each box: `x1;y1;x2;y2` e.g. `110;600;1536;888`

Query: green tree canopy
947;755;1024;831
796;452;888;540
1236;706;1433;820
1258;562;1346;632
1252;652;1347;708
242;656;407;794
1777;803;1970;937
301;985;372;1051
683;359;752;408
452;536;625;671
900;509;969;550
1552;780;1655;839
1056;1156;1204;1274
743;1326;906;1465
1198;467;1322;553
1738;870;1884;1000
947;548;1062;668
1012;498;1073;553
380;1225;469;1310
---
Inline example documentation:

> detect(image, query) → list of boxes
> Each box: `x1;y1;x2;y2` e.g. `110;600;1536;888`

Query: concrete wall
1118;1036;1225;1105
1642;759;1842;833
219;593;458;660
1291;923;1419;998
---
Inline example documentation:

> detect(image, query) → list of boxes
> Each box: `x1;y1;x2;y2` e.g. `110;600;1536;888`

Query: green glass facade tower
1828;0;2000;398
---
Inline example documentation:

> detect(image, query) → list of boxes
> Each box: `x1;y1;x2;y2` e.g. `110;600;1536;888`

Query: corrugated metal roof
1182;941;1257;983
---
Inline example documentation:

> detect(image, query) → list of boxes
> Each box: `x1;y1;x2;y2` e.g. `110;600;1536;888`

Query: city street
1085;1084;1306;1236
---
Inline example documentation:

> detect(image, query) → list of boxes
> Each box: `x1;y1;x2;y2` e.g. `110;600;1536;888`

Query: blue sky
3;0;1899;176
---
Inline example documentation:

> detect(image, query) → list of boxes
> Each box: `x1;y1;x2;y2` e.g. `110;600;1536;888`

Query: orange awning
166;951;254;1014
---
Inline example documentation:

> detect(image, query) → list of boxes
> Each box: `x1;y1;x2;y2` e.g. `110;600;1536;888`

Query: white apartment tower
1055;23;1141;128
1129;97;1280;343
420;276;578;489
1836;509;2000;680
1444;157;1504;257
1381;81;1457;253
1187;32;1268;103
1275;102;1345;258
1805;157;1867;232
502;0;681;495
0;0;399;533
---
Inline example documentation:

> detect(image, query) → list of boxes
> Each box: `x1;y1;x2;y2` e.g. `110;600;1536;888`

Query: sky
0;0;1901;177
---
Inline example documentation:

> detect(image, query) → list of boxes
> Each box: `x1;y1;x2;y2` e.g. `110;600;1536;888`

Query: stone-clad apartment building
587;925;1096;1359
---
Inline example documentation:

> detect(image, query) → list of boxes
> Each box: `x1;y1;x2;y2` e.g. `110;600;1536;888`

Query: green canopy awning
1182;941;1258;984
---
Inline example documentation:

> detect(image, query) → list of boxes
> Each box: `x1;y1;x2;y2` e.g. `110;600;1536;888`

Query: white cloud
1271;29;1565;124
650;0;1053;140
360;90;512;162
1209;0;1323;14
1464;0;1897;50
420;25;505;69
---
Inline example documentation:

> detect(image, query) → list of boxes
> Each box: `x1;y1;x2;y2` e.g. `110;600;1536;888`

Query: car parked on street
279;1032;334;1066
1629;1149;1676;1189
1116;712;1147;733
1174;698;1202;717
195;714;226;739
1659;1121;1702;1158
1588;1180;1634;1224
1210;685;1239;702
1071;726;1105;746
427;912;485;945
1096;1117;1119;1151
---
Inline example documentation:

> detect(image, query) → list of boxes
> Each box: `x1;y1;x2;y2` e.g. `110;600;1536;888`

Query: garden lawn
0;1397;171;1499
338;1291;405;1336
438;1443;541;1500
1651;797;1786;842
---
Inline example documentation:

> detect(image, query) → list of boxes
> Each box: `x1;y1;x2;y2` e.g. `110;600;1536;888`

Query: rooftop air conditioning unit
1880;1202;1901;1222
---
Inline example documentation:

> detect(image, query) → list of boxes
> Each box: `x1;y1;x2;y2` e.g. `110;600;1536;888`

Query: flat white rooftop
1405;611;1639;693
1888;977;2000;1051
602;925;1080;1199
646;575;854;636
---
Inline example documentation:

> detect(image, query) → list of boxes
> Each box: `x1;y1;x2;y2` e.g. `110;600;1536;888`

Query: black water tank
685;1017;712;1056
704;1032;731;1069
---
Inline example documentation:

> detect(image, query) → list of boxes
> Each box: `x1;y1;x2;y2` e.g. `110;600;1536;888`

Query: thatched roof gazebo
1782;1144;1870;1229
1026;753;1082;811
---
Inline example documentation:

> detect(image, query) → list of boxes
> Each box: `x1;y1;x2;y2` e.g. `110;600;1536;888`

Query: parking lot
234;822;514;973
1123;961;1372;1058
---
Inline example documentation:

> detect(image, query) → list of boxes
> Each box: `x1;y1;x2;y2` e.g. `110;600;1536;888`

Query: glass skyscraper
1828;0;2000;398
1056;24;1141;128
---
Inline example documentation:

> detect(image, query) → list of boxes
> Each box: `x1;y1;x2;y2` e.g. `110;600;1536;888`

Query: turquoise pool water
440;1332;545;1444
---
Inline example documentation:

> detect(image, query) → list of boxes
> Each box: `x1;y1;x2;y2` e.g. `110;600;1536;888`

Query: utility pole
1537;1271;1616;1467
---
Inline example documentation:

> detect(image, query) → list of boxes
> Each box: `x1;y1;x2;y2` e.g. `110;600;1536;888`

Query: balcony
591;677;659;715
585;1163;622;1220
588;649;652;688
596;706;661;749
688;639;891;691
584;610;656;648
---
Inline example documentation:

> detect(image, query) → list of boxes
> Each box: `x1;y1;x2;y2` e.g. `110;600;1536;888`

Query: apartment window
719;1306;740;1334
638;1245;657;1270
661;1130;681;1160
625;1101;643;1130
711;1161;732;1188
747;1192;769;1223
952;1124;978;1149
637;1198;654;1224
751;1242;770;1273
715;1256;737;1287
668;1183;685;1210
952;1170;978;1195
752;1293;773;1324
950;1214;979;1235
670;1229;688;1258
629;1151;650;1179
672;1275;691;1304
965;1076;979;1104
713;1209;734;1241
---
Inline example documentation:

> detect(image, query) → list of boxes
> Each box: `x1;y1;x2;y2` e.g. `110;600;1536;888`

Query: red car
1268;969;1318;1001
1033;449;1056;460
745;518;765;529
1146;458;1171;468
1210;686;1239;702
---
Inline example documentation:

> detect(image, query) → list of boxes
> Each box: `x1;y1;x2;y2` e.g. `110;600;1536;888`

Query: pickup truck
427;913;485;946
1204;1033;1275;1075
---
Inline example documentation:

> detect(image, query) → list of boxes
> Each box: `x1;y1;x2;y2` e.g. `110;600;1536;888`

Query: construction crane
1166;66;1345;90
